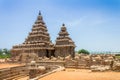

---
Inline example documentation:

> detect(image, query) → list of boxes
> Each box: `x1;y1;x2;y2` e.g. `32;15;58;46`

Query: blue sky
0;0;120;52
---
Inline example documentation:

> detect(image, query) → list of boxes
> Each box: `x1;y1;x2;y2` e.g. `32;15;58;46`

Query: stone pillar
29;61;38;79
29;69;38;79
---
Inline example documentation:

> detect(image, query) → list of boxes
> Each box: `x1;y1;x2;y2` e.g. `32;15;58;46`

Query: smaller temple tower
54;24;75;58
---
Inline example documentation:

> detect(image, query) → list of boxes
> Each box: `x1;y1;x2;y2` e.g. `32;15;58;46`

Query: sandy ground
0;63;23;69
40;68;120;80
18;77;29;80
1;64;120;80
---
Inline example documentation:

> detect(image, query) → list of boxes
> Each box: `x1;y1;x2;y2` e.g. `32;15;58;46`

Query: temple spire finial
62;23;65;26
39;10;41;15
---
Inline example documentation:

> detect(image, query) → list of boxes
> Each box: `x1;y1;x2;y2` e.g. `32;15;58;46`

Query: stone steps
3;74;28;80
0;66;29;80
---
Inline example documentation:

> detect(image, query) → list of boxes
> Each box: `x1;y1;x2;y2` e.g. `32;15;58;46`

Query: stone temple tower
11;11;54;60
54;24;75;58
11;12;76;62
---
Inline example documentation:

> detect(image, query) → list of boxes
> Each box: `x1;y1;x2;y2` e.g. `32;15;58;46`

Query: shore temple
11;11;75;61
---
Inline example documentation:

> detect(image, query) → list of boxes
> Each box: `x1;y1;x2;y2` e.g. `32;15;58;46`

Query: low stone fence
90;65;110;72
37;61;65;66
37;60;90;69
113;62;120;71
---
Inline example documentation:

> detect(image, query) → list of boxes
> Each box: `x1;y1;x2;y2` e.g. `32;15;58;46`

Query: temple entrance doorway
51;50;55;57
45;50;55;58
46;50;49;58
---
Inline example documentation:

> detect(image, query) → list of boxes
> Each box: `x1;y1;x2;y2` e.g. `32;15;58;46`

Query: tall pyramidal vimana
11;12;75;61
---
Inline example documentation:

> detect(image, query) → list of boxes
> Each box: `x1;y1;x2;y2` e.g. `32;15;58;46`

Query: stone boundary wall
37;61;90;69
37;61;65;67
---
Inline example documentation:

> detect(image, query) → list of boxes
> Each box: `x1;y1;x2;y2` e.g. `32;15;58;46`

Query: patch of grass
0;54;11;59
116;56;120;59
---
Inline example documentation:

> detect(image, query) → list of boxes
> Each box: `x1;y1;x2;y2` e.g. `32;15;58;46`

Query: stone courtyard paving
40;68;120;80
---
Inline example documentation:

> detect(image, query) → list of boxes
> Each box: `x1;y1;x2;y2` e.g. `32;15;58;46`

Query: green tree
0;49;2;55
0;48;11;59
3;48;7;54
78;49;90;55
